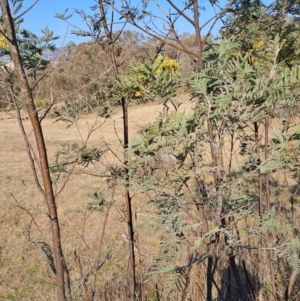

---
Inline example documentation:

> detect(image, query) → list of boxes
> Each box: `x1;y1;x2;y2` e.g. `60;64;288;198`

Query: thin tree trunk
207;121;218;186
75;251;90;301
0;1;68;300
206;255;213;301
254;121;263;301
122;96;136;300
98;0;118;76
194;4;220;295
264;117;276;299
97;2;136;298
193;0;204;71
254;122;263;216
264;117;270;210
242;260;256;300
285;269;298;301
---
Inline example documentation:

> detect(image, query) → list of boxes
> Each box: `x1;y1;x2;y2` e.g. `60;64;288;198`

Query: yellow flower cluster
252;38;264;51
0;33;7;49
35;53;42;60
133;65;144;73
130;55;181;99
155;54;181;74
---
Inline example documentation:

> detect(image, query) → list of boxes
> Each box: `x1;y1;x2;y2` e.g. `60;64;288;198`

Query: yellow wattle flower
0;33;7;49
155;54;181;74
252;38;264;51
35;53;42;60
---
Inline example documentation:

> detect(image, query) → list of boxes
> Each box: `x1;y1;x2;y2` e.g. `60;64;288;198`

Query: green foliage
222;0;300;67
278;237;300;272
17;27;58;70
0;1;58;109
52;96;111;123
0;16;58;69
5;0;300;299
50;142;106;178
34;98;51;107
123;34;300;296
190;36;300;178
111;55;181;105
87;190;107;212
259;207;287;234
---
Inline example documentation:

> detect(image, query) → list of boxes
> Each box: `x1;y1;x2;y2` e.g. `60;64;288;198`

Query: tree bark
122;96;137;300
193;0;204;71
0;1;67;300
97;2;136;298
285;269;298;301
254;121;264;301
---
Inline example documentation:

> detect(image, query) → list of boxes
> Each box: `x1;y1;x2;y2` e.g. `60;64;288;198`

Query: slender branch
199;5;229;31
91;182;116;298
14;0;40;20
166;0;195;26
106;2;198;59
55;161;77;198
15;103;45;201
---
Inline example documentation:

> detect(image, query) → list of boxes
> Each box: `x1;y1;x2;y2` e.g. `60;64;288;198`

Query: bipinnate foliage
111;55;181;107
125;36;300;299
3;0;300;299
50;142;106;179
0;8;58;109
51;52;182;123
87;190;108;212
278;237;300;272
0;9;57;70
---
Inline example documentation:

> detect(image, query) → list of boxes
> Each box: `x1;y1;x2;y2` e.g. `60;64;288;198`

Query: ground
0;97;194;299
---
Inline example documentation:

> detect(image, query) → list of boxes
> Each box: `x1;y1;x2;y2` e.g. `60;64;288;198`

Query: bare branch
14;0;40;20
166;0;195;26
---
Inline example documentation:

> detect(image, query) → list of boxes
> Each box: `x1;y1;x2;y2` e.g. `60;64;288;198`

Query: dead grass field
0;97;299;300
0;98;196;299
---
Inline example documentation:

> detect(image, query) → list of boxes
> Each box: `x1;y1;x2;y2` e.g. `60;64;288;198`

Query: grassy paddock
0;97;299;300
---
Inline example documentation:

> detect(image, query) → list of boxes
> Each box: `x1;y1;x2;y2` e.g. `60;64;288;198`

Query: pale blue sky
16;0;228;46
20;0;94;45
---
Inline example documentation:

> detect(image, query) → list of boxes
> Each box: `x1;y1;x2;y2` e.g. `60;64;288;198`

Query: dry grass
0;97;195;299
1;97;299;300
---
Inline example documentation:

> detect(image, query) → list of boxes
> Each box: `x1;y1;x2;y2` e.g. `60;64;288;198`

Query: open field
0;98;197;299
0;98;194;205
1;97;300;300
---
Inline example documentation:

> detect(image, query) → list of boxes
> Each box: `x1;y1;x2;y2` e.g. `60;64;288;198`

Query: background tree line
0;29;207;111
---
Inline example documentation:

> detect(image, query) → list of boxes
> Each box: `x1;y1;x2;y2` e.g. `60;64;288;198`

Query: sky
20;0;94;46
17;0;228;47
